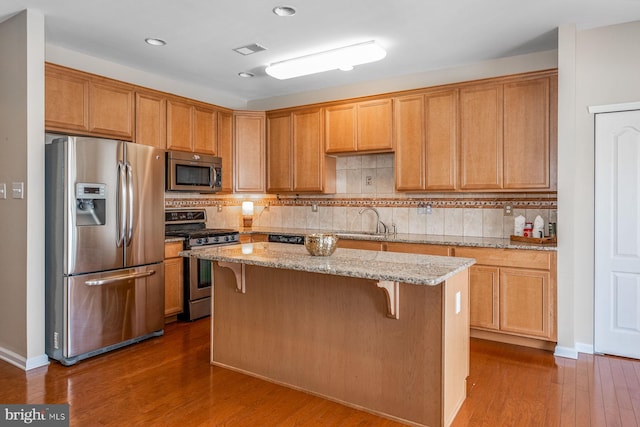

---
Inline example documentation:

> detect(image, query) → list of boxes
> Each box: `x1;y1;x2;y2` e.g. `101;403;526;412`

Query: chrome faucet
358;207;387;234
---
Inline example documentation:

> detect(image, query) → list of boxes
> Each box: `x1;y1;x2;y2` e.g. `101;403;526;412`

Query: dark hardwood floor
1;319;639;426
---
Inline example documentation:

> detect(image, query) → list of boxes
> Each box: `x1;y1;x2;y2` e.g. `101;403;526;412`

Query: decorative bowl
304;233;338;256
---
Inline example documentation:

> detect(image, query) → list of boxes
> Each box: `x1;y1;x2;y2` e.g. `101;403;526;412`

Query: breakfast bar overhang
182;243;475;427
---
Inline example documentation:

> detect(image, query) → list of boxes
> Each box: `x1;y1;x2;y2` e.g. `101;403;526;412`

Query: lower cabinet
455;247;557;344
164;241;184;321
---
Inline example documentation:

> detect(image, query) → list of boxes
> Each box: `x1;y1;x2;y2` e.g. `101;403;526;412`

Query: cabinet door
325;104;357;153
164;257;184;317
267;112;293;192
425;90;457;190
469;265;500;330
503;77;550;189
394;95;425;191
89;80;134;140
45;65;89;133
193;105;218;155
234;112;266;192
293;108;325;191
217;111;234;193
459;84;503;190
357;98;393;152
499;267;551;339
135;91;166;148
166;99;193;152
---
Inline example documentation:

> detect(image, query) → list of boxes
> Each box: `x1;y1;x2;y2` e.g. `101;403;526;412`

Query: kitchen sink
336;231;389;239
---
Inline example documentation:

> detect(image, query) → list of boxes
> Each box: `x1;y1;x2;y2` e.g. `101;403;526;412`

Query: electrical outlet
418;202;432;215
504;204;513;216
365;175;373;186
0;183;5;199
311;203;318;212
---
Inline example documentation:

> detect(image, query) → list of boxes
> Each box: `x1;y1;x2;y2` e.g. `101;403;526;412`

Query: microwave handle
210;166;215;188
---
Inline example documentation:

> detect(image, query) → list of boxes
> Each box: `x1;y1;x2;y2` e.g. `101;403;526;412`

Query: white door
594;109;640;359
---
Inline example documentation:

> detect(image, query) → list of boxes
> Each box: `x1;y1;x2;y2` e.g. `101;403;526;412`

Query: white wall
249;50;558;111
0;9;48;369
556;20;640;358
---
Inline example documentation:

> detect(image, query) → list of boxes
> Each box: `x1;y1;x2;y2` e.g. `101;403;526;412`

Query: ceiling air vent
233;43;267;56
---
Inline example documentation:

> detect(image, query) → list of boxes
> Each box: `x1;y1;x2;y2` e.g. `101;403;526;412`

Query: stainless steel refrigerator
45;135;165;365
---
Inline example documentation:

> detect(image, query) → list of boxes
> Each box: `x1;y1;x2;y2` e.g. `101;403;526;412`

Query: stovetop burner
165;209;240;248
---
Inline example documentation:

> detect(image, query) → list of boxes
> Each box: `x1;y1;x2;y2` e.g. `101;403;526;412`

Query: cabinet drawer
164;241;184;258
337;239;383;251
385;242;451;256
454;247;551;270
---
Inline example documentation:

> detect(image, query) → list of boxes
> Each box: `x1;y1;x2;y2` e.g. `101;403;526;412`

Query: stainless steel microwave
166;151;222;193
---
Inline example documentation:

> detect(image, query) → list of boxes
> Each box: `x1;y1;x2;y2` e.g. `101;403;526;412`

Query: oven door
188;256;213;301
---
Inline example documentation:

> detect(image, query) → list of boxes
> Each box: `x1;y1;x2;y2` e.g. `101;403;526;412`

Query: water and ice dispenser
75;183;106;226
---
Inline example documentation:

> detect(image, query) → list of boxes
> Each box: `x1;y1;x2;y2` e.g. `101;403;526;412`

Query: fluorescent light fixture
265;40;386;80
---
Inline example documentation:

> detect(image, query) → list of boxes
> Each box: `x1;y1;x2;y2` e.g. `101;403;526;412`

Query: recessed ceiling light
272;6;297;17
238;72;255;78
145;38;166;46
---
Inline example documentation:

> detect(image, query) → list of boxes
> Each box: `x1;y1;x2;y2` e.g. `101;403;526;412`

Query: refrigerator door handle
126;161;134;244
84;269;156;286
116;161;127;247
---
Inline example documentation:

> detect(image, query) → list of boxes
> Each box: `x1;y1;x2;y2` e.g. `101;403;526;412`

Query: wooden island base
211;264;469;427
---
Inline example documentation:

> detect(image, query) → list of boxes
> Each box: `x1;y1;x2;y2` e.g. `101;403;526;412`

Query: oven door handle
85;270;156;286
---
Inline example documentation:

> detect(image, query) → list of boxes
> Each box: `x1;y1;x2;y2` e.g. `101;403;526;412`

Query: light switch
455;291;461;314
0;183;5;199
12;182;24;199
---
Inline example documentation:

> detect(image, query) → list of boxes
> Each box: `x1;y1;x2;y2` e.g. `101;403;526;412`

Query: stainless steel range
165;209;240;321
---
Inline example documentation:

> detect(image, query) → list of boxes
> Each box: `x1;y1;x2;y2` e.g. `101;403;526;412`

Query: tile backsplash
166;153;557;239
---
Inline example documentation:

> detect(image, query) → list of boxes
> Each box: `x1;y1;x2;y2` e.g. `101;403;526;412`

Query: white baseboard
0;346;49;371
576;342;595;355
554;345;578;359
554;342;595;360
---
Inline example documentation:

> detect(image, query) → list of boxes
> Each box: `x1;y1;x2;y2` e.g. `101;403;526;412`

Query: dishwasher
267;234;305;245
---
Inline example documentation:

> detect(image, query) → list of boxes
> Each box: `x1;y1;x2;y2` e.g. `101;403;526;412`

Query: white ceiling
2;0;640;104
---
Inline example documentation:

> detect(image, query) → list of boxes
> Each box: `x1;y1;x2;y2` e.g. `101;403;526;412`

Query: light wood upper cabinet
193;105;217;155
325;99;393;154
166;97;220;154
267;112;293;192
234;111;266;193
293;108;335;192
459;74;557;192
89;80;134;139
394;90;457;191
325;104;357;152
267;108;335;193
459;84;503;190
45;65;89;133
217;111;234;193
135;90;166;148
357;99;394;152
166;98;193;151
45;63;134;140
503;77;551;189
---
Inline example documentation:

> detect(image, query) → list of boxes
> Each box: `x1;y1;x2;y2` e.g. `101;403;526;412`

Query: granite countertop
180;242;476;286
242;227;557;251
164;236;185;243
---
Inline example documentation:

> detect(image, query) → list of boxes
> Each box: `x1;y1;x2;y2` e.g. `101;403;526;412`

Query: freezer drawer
48;264;164;365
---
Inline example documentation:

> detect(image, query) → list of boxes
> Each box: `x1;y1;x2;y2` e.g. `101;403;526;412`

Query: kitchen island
182;243;475;427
